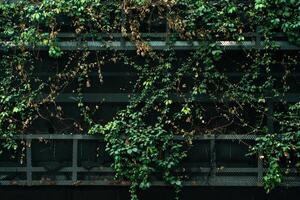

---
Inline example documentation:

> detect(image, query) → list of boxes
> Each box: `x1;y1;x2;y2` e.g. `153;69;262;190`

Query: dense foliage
0;0;299;199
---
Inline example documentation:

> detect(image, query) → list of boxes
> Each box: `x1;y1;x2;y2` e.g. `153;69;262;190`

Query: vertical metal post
257;99;273;186
257;152;263;186
255;26;262;49
120;5;126;48
165;14;170;48
210;136;216;179
26;139;32;185
72;139;78;182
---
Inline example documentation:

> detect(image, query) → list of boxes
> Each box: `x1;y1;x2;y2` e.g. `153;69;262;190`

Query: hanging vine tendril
0;0;300;199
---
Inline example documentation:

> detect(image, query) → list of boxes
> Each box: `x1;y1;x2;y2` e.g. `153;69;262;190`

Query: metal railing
0;134;299;187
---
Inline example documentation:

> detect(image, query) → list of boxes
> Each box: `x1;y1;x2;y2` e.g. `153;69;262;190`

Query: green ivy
0;0;299;199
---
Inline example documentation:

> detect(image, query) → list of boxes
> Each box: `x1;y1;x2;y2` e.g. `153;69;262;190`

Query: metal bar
56;41;300;51
3;93;300;103
257;152;263;186
26;139;32;185
72;139;78;182
54;32;290;39
255;26;262;49
56;32;170;39
52;93;300;103
280;93;300;102
210;136;216;180
4;166;296;174
180;167;259;174
0;166;112;173
120;9;126;48
55;93;130;103
1;176;300;187
1;41;298;51
202;134;257;140
54;32;287;39
48;93;300;103
0;167;27;172
31;72;300;78
4;134;258;140
175;134;257;140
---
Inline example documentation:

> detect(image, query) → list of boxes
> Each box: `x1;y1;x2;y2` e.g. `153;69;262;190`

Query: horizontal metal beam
1;41;299;51
6;167;300;174
3;166;297;175
3;92;291;103
1;134;257;140
0;167;262;173
1;177;300;187
32;72;300;78
52;93;300;103
0;167;111;173
55;32;287;39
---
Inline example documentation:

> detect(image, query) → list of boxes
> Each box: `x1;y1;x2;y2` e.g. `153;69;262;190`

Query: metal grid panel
1;31;299;51
0;134;299;187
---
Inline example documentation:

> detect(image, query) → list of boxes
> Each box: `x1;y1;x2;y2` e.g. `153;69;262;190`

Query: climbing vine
0;0;300;199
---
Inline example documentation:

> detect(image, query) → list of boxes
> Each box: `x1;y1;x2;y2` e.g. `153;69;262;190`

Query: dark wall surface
0;186;299;200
